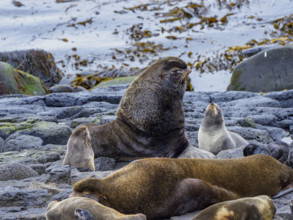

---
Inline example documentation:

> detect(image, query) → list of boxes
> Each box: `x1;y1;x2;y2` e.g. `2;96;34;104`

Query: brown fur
63;57;191;170
192;196;276;220
71;155;293;219
46;197;146;220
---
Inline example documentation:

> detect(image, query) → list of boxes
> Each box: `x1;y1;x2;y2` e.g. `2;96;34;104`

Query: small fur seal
192;195;276;220
46;197;146;220
71;154;293;220
63;57;191;170
198;102;248;154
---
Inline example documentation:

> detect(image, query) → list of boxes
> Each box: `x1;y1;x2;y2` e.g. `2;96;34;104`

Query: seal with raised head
63;57;191;171
198;102;248;155
46;197;146;220
71;154;293;220
192;195;276;220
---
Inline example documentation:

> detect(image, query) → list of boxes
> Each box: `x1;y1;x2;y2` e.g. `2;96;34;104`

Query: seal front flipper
163;178;239;216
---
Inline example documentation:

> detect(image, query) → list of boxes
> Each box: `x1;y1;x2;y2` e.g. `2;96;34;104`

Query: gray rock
70;168;113;184
0;207;46;220
0;186;49;207
2;134;43;152
49;84;86;93
95;157;116;171
0;163;38;181
45;164;71;184
178;146;215;159
0;137;4;150
216;146;246;159
18;121;71;145
228;126;273;144
228;46;293;92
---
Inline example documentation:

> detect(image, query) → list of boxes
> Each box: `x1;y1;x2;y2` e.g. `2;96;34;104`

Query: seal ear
73;177;102;194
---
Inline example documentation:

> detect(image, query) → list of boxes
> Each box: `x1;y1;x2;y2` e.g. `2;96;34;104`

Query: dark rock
228;46;293;92
0;62;47;96
29;164;48;175
287;148;293;168
0;49;62;87
37;153;61;164
243;143;271;156
94;157;116;171
267;141;290;164
0;207;46;220
2;134;43;152
0;137;3;150
0;163;38;180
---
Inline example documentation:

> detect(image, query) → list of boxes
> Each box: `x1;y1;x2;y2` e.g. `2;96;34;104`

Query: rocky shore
0;85;293;220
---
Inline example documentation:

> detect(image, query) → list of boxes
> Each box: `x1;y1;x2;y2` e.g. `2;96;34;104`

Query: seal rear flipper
272;182;293;198
162;178;240;217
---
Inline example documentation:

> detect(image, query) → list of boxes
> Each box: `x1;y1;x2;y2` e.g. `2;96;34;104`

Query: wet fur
192;196;276;220
63;57;190;170
198;103;248;154
72;155;293;220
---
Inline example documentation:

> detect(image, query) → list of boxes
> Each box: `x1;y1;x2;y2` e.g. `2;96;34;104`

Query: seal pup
46;197;146;220
71;154;293;220
63;57;191;171
198;102;248;155
192;195;276;220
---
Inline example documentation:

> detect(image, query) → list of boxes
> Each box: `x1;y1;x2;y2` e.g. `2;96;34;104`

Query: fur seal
63;57;191;171
71;154;293;220
192;195;276;220
46;197;146;220
198;102;248;154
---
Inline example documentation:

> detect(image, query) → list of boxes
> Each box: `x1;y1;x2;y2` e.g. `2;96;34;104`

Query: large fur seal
63;57;191;170
71;154;293;220
46;197;146;220
192;195;276;220
198;102;248;154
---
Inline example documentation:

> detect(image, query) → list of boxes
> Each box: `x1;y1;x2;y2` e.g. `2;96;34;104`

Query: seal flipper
162;178;240;216
272;182;293;199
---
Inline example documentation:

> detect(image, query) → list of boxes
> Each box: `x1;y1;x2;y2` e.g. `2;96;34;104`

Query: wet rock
0;163;38;181
228;46;293;92
0;62;47;96
0;49;62;87
95;157;116;171
49;84;86;93
0;186;49;207
2;134;43;152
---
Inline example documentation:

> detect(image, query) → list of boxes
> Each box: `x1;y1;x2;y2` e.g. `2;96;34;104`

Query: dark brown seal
71;154;293;219
46;197;146;220
192;195;276;220
63;57;191;170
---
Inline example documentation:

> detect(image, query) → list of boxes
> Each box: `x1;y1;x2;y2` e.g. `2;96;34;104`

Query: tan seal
63;57;191;170
198;102;248;154
46;197;146;220
71;154;293;220
192;195;276;220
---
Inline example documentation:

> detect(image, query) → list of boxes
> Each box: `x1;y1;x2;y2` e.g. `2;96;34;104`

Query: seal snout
179;67;191;83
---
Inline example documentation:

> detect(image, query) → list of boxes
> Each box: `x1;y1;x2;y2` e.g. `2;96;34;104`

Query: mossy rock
0;62;47;96
94;76;136;88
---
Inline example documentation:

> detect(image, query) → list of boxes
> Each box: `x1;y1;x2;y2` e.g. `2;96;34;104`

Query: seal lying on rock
71;154;293;220
46;197;146;220
63;57;191;171
192;195;276;220
198;102;248;155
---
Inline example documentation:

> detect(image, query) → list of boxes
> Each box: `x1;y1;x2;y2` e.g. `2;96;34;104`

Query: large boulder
0;62;47;96
227;46;293;92
0;49;62;87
